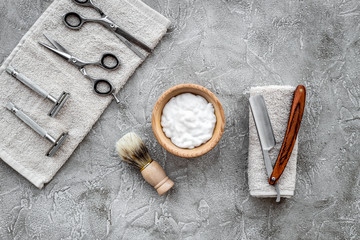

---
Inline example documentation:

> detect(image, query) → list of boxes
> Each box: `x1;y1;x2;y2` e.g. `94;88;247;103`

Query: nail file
249;95;281;202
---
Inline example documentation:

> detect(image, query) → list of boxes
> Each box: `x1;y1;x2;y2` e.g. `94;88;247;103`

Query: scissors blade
39;42;72;61
112;31;146;60
43;34;71;55
114;27;152;53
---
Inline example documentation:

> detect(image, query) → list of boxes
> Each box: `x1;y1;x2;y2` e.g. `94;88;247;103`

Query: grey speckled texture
0;0;360;239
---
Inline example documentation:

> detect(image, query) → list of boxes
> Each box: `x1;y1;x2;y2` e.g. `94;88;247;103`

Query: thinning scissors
63;0;152;60
39;34;121;103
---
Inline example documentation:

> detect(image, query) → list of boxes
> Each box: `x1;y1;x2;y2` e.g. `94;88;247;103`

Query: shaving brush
116;132;174;195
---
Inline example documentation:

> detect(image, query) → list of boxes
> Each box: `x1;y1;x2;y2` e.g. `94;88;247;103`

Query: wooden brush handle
141;161;174;195
269;85;306;185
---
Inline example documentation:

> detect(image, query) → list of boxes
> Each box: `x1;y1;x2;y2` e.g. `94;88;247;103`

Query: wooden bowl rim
151;83;225;158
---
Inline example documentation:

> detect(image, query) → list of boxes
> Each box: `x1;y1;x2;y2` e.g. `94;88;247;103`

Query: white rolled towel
248;86;298;198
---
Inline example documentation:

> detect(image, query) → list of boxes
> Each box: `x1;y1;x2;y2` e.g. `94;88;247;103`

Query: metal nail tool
6;66;70;117
249;95;281;203
63;0;152;60
6;102;68;157
39;34;121;103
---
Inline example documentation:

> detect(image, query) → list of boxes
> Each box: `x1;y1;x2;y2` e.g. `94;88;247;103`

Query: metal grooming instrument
63;0;152;60
6;102;68;157
6;66;70;117
249;95;281;202
39;34;121;103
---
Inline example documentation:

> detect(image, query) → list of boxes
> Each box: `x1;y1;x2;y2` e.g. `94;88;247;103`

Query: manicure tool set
4;0;152;157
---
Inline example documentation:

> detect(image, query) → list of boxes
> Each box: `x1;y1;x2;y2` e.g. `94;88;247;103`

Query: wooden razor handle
269;85;306;185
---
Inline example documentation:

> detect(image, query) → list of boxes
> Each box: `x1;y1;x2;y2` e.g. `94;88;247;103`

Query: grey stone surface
0;0;359;239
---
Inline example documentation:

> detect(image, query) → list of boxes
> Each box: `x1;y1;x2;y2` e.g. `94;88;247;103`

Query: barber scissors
63;0;152;60
39;34;121;103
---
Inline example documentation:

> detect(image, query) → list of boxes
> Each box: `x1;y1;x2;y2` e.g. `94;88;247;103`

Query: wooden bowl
152;84;225;158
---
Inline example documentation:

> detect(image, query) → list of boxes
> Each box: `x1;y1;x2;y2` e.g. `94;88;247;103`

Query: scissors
63;0;152;60
39;34;121;103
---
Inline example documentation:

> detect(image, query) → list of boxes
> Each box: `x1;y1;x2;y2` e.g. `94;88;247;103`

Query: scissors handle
93;79;120;103
63;12;107;30
93;79;114;95
63;12;87;30
70;54;120;70
100;53;120;70
92;79;120;103
72;0;104;16
73;0;92;6
63;12;115;32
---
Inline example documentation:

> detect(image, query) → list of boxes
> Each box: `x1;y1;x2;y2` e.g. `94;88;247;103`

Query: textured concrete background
1;0;360;239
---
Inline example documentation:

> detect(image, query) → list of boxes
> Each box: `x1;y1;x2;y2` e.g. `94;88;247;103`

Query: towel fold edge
250;85;295;91
250;190;294;199
127;0;171;27
0;0;61;75
0;150;45;188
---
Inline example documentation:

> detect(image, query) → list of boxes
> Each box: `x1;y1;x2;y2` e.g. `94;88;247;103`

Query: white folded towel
248;86;298;198
0;0;170;189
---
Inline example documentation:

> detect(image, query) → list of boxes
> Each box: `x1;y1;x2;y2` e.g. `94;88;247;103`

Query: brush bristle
116;132;152;169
